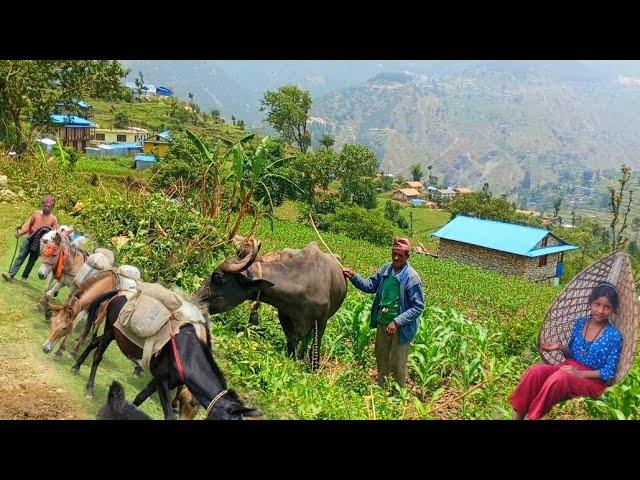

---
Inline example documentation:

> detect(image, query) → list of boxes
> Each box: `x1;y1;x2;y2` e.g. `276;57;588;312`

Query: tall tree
210;107;222;122
261;85;312;153
337;144;378;208
553;197;562;218
319;134;335;149
609;164;634;251
410;163;424;182
0;60;128;151
134;71;145;90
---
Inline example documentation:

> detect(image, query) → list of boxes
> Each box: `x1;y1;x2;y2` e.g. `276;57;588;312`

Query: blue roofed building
143;130;172;156
432;215;578;282
85;142;142;157
155;86;173;97
134;153;157;170
50;114;95;150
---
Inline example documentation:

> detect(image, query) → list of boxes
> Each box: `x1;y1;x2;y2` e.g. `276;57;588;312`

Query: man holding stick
342;237;424;388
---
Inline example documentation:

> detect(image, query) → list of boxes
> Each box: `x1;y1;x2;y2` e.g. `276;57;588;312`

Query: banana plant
222;134;301;240
52;137;71;174
183;128;224;218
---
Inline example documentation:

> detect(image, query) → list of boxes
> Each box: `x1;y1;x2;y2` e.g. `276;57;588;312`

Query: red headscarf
392;237;411;252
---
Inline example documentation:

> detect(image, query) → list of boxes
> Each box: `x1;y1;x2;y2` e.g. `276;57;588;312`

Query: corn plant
585;366;640;419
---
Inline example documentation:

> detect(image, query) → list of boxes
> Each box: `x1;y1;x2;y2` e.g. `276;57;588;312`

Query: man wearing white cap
343;237;424;388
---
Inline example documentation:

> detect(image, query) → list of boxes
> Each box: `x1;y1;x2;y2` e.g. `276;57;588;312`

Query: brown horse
43;270;118;359
43;271;201;417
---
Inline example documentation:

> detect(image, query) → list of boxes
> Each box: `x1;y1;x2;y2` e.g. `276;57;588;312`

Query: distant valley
121;60;640;193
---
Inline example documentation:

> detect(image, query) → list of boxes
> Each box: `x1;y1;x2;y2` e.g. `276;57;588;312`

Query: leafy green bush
384;199;409;229
325;204;395;246
77;191;226;291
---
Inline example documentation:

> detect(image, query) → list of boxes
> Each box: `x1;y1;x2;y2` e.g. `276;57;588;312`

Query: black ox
194;239;347;370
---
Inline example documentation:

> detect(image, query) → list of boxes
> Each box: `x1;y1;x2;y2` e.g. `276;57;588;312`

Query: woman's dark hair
589;282;619;311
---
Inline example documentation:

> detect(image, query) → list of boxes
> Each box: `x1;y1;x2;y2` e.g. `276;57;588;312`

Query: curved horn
221;239;261;274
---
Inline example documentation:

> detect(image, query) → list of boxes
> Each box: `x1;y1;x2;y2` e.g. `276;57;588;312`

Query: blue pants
8;237;39;279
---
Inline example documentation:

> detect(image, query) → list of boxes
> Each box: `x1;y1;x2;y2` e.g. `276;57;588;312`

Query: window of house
95;133;105;141
538;255;548;267
117;134;127;142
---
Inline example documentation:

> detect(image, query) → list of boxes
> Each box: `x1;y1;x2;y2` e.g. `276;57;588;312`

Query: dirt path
0;201;167;420
0;203;88;419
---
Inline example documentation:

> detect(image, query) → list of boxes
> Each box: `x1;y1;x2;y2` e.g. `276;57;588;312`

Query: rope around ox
204;389;229;418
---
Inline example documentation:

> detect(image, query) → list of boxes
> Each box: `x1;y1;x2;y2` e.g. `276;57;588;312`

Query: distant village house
49;114;95;151
143;130;172;156
392;188;423;203
125;83;173;97
402;181;425;192
135;154;157;171
92;127;148;144
432;215;578;283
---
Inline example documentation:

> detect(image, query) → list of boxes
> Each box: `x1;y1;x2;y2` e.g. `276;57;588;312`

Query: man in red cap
343;236;424;388
3;195;59;282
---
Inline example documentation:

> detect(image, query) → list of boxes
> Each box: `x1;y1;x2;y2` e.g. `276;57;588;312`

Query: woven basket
538;251;639;384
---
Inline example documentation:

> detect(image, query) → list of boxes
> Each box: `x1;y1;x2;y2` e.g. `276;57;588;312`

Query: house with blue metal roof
155;86;173;97
134;153;157;171
432;215;578;282
143;130;172;156
49;114;95;151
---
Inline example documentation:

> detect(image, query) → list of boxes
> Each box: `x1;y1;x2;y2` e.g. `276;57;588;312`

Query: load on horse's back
66;266;257;420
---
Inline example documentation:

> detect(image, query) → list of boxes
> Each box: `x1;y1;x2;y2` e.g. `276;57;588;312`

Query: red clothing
509;359;607;420
19;210;58;237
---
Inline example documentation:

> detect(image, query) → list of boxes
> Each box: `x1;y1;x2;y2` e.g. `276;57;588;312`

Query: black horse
96;380;258;420
97;381;258;420
73;290;260;420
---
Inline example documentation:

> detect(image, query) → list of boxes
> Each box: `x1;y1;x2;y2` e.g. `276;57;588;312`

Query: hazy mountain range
121;60;640;192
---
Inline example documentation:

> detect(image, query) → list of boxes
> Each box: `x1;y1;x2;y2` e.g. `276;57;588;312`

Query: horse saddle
115;293;172;371
120;294;171;338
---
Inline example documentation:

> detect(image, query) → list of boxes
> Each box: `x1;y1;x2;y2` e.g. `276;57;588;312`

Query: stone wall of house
437;239;560;281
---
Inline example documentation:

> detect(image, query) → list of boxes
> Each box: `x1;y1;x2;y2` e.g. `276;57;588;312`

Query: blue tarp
100;143;142;150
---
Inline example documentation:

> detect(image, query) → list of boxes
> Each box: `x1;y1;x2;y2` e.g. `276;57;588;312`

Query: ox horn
221;238;261;274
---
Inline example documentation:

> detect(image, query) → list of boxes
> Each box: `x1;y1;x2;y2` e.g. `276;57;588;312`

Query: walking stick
308;214;345;270
8;226;20;269
308;214;349;287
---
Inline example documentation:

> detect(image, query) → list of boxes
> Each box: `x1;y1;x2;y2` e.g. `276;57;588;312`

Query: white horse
39;226;91;300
